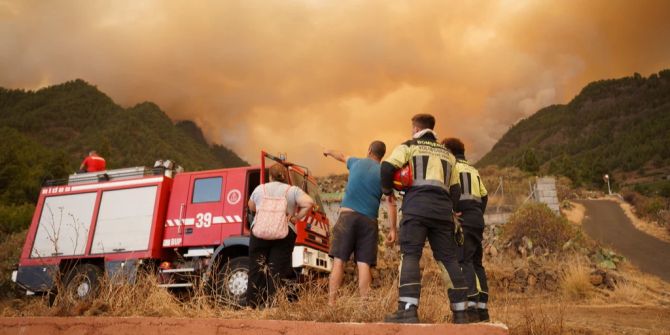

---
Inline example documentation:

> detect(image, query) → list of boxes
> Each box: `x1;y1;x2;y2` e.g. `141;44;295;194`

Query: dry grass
611;196;670;243
0;252;471;324
560;259;595;300
601;264;670;306
2;231;670;335
2;253;669;335
512;302;566;335
561;201;586;225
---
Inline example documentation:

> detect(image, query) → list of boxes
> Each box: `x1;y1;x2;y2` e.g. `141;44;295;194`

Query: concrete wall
0;317;509;335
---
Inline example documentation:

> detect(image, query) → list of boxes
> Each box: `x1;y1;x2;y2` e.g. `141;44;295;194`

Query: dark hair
269;163;288;183
411;114;436;130
442;137;465;155
368;140;386;159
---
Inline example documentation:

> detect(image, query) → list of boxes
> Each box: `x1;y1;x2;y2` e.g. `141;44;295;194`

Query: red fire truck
11;152;332;304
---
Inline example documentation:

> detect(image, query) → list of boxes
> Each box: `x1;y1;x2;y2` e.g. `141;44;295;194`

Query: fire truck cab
12;152;332;304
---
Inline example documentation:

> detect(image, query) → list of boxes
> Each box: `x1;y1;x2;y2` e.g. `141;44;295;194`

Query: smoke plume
1;0;669;174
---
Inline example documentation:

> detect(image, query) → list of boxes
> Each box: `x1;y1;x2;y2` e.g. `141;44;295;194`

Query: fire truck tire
63;264;102;301
213;256;249;306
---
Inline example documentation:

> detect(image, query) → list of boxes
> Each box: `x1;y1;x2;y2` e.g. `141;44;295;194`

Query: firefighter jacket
381;131;460;221
453;154;489;229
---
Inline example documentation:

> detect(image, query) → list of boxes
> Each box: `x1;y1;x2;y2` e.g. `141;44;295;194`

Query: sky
1;0;670;174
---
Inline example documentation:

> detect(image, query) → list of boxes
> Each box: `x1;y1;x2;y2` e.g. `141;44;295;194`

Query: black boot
452;310;468;324
477;308;490;322
466;307;480;323
384;304;420;323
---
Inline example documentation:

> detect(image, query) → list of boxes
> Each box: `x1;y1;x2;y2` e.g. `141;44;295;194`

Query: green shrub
641;197;665;216
0;203;34;238
0;231;26;299
503;202;574;252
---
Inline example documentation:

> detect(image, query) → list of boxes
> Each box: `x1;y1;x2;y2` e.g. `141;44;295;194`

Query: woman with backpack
246;163;314;308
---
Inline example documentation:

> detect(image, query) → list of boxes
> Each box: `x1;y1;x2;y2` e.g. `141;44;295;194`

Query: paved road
578;199;670;282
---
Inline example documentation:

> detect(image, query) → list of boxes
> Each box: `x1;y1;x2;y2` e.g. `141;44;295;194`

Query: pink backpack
251;184;292;240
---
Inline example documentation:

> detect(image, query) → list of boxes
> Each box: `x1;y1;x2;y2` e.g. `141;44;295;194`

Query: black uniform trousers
459;226;489;306
247;230;296;308
398;214;468;311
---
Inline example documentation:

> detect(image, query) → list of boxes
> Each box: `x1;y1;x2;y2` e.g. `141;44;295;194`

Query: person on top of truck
79;150;106;173
246;163;314;308
323;141;397;306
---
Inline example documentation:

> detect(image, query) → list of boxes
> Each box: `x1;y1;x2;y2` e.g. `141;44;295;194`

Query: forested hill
0;79;247;206
477;70;670;186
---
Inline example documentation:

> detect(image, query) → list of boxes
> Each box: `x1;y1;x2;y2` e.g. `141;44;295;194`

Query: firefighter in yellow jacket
443;137;490;322
381;114;469;324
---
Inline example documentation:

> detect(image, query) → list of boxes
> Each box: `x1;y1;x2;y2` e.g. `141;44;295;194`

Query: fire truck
11;152;332;304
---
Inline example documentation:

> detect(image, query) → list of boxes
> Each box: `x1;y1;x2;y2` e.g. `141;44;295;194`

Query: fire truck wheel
214;256;249;306
64;263;102;301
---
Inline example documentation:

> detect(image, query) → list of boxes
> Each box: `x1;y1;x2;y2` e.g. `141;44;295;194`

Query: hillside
0;79;247;234
478;70;670;187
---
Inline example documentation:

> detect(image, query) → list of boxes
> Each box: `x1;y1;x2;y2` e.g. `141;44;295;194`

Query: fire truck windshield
306;179;325;214
289;169;325;214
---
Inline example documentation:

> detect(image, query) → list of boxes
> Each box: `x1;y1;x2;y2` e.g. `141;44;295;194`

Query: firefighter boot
466;306;480;323
452;310;469;324
384;303;419;323
477;308;490;322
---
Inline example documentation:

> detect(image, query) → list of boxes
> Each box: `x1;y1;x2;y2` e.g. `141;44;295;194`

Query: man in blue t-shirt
323;141;397;306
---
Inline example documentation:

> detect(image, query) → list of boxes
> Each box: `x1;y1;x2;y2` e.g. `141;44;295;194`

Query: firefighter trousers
460;226;489;309
398;215;468;311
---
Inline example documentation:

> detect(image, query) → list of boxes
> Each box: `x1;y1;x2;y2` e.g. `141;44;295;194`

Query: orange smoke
1;0;669;174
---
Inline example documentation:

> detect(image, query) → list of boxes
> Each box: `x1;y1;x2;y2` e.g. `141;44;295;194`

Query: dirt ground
562;201;586;225
498;304;670;335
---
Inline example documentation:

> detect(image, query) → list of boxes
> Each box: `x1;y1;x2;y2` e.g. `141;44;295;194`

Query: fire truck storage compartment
67;167;154;185
31;192;97;258
91;186;158;253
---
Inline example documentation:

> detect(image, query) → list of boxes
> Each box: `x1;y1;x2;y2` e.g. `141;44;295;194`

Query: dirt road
578;199;670;282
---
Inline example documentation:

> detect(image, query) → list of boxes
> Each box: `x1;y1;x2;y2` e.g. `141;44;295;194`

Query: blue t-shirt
341;157;382;219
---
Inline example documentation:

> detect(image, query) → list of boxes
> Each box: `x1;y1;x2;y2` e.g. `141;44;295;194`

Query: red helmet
393;164;412;191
